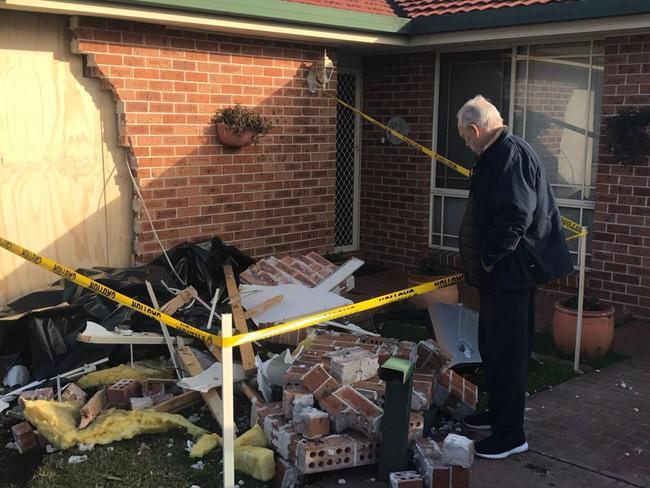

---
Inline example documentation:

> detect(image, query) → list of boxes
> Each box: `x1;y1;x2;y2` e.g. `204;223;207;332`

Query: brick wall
360;52;435;269
71;18;336;263
591;34;650;315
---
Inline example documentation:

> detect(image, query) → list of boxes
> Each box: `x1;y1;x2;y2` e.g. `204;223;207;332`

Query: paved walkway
471;352;650;488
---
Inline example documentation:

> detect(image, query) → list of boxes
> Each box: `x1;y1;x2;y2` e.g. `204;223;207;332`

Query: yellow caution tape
331;94;586;238
0;235;462;348
0;236;223;347
225;273;464;347
330;94;471;178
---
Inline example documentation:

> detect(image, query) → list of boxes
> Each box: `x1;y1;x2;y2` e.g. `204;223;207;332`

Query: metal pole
222;313;235;488
573;227;588;372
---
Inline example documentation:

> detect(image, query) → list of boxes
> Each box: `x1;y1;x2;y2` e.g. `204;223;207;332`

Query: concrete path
471;352;650;488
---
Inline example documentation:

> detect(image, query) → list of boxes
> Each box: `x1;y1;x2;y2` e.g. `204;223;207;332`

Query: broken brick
300;364;340;402
107;379;142;409
327;346;379;385
250;401;283;429
293;407;330;439
441;434;474;468
390;471;424;488
141;379;167;396
412;339;452;374
61;383;87;404
409;412;425;441
433;370;477;419
282;385;313;419
274;457;300;488
294;433;377;474
431;463;470;488
320;385;383;438
11;421;39;454
413;437;443;487
272;423;301;460
18;387;53;411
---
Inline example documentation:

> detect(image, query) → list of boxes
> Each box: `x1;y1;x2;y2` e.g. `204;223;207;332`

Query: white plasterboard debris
240;284;352;325
314;258;364;292
67;455;88;464
177;362;245;393
191;461;204;470
77;443;94;452
256;349;299;402
0;400;9;414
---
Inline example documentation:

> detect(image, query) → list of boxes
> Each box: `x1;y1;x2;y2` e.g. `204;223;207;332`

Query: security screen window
432;41;603;263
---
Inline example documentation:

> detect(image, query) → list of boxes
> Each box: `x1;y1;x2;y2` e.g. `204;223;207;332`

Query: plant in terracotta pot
214;103;273;147
552;294;615;358
407;248;459;308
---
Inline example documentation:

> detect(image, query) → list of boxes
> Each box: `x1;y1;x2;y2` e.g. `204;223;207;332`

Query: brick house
1;0;650;316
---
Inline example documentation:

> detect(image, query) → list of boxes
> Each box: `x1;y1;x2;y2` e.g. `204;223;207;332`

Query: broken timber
78;387;108;429
153;390;202;414
177;345;235;432
223;264;256;374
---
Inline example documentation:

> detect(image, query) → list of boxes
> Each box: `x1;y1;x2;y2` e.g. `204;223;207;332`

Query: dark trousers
478;287;536;439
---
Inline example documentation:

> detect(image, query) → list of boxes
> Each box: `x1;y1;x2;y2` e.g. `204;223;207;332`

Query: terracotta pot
407;272;459;309
551;301;615;358
216;122;256;147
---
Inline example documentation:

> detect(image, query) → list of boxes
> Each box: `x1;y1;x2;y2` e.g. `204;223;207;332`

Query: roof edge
100;0;411;34
408;0;650;35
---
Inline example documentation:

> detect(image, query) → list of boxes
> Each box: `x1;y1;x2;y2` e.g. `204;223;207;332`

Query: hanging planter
214;103;273;148
215;123;257;148
551;296;615;358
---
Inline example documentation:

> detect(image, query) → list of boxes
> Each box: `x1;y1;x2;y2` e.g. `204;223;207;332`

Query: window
431;41;603;262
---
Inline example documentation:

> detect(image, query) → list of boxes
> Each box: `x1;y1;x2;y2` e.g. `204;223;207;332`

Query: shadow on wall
0;11;338;303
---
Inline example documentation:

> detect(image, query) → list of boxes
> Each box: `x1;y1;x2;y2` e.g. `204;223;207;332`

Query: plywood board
0;11;132;304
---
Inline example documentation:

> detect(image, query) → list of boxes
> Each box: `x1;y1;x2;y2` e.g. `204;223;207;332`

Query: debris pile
0;236;479;486
248;331;477;484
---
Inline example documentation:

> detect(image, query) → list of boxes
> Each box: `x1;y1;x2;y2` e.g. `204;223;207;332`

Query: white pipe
221;313;235;488
573;227;588;372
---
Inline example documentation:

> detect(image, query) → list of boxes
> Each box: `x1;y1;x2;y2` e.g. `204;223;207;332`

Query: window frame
429;40;603;264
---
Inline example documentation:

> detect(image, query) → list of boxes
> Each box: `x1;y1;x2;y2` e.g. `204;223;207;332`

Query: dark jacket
458;129;573;292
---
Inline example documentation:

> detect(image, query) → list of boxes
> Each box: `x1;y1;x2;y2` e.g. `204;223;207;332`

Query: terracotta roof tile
282;0;400;17
393;0;572;18
282;0;575;19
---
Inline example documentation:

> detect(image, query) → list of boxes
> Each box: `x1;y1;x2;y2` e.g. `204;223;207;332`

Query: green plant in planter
560;295;606;312
414;249;455;276
214;103;273;142
604;106;650;166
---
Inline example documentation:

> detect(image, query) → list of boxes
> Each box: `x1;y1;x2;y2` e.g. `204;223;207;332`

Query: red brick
301;364;340;401
389;471;424;488
18;387;53;411
11;421;39;454
107;379;142;408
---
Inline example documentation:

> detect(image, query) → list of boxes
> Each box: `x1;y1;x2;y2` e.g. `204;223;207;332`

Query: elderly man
457;95;572;459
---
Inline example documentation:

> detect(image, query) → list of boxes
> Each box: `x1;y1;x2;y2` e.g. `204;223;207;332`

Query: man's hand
481;259;494;273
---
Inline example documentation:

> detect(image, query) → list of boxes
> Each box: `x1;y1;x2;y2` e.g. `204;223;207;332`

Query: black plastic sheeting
0;237;255;379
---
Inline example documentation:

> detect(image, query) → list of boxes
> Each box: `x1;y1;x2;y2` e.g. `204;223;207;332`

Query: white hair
457;95;503;129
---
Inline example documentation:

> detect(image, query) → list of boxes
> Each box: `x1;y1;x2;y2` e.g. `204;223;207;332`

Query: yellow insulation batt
234;445;276;481
190;425;274;481
77;363;173;389
190;424;268;458
23;400;205;449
